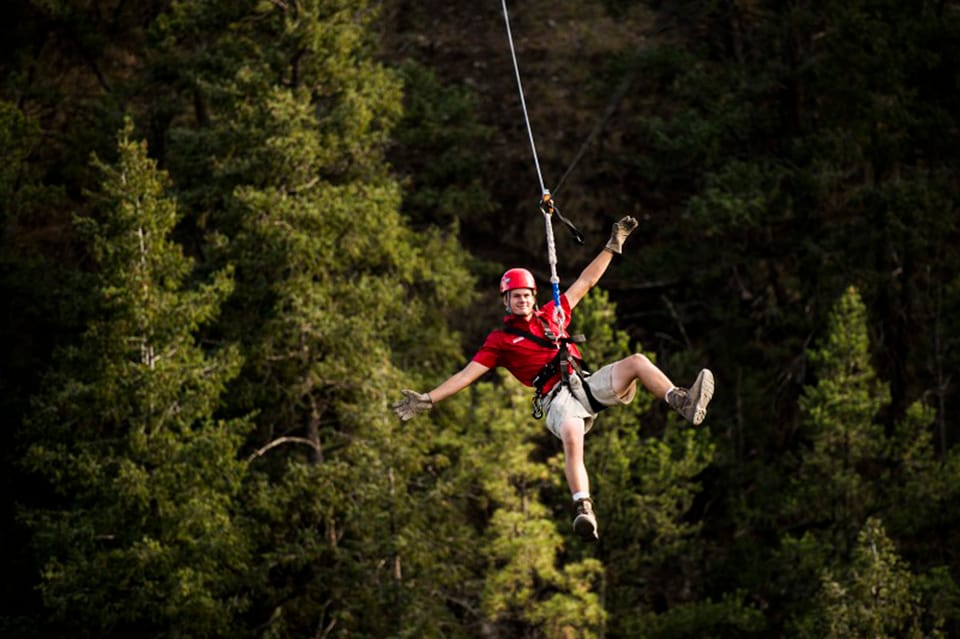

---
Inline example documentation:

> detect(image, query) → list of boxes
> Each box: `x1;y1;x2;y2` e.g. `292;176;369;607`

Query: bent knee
628;353;653;371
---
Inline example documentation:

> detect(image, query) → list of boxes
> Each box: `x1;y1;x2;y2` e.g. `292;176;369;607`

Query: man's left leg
611;353;672;399
610;354;715;426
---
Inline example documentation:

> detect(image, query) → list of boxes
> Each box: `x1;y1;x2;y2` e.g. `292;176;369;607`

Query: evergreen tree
772;286;960;635
816;518;936;639
790;286;888;554
2;0;959;635
473;373;606;638
0;99;82;639
147;2;477;635
571;290;762;638
594;7;960;625
882;386;960;634
18;120;249;638
389;62;495;232
768;286;891;635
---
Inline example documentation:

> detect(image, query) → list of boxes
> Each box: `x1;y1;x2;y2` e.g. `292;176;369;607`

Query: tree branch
247;435;321;461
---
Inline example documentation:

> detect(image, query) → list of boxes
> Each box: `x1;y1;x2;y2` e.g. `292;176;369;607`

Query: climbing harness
502;316;606;419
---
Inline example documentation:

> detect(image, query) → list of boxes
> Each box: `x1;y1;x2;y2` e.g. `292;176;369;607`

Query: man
393;216;715;541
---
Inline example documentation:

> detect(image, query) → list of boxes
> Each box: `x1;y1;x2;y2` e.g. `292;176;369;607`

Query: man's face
505;288;536;318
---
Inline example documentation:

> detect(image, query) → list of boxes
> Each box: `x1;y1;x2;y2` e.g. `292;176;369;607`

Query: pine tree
18;120;249;638
790;286;889;554
0;99;83;639
774;285;960;635
146;2;477;635
767;286;891;634
568;290;765;637
818;518;936;639
471;372;606;638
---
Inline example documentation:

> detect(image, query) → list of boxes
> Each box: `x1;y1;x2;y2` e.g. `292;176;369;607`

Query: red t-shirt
471;295;582;395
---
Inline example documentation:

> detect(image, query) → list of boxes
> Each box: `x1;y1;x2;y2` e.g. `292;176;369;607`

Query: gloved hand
605;216;639;254
392;389;433;421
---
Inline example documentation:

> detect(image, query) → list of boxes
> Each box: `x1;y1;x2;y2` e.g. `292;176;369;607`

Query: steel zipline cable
499;0;572;329
500;0;546;196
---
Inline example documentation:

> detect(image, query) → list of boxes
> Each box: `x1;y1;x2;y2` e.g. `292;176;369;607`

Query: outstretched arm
426;361;490;403
393;361;491;421
564;216;638;309
564;248;614;309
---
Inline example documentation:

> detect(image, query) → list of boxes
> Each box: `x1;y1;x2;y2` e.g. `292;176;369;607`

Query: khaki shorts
542;363;637;439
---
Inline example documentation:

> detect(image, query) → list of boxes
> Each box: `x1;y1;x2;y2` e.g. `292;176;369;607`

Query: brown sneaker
573;498;599;541
666;369;715;426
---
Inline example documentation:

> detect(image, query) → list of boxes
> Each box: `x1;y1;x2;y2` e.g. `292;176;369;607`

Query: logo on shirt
511;336;525;344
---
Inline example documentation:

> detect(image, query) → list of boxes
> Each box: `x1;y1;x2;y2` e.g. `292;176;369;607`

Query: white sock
572;491;590;503
664;386;678;403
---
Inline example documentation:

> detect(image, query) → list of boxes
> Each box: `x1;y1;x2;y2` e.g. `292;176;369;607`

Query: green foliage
153;0;404;221
886;402;951;537
778;285;960;636
2;0;960;636
0;99;77;380
390;62;496;230
0;100;40;202
18;120;250;638
140;2;482;636
0;98;81;639
790;286;888;552
816;518;938;639
569;290;726;636
620;591;765;639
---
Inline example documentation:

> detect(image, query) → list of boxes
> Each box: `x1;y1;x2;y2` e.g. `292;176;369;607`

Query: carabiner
539;189;555;216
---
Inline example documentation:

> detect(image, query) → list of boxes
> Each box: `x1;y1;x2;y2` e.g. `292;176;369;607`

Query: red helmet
500;268;536;294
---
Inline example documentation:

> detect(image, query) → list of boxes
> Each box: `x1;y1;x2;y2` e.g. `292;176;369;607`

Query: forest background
1;1;959;637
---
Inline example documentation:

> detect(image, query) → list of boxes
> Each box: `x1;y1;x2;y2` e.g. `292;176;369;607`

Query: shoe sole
573;515;599;541
689;369;715;426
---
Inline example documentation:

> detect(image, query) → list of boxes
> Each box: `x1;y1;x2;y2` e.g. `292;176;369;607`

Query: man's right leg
559;418;598;541
559;417;588;496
